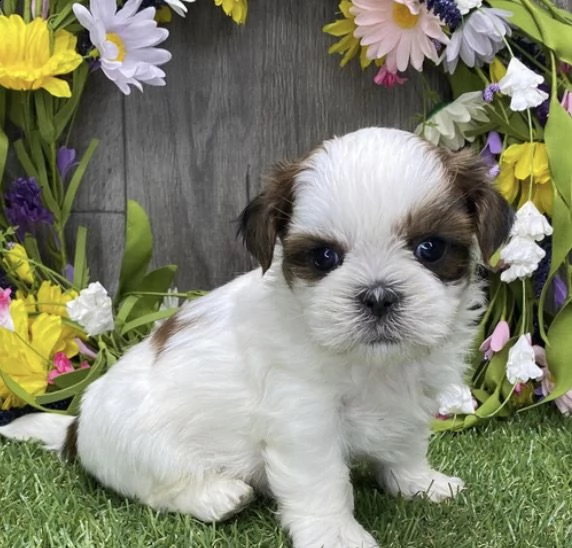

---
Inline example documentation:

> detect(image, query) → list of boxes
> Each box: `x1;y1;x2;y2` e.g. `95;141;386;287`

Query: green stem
520;280;527;335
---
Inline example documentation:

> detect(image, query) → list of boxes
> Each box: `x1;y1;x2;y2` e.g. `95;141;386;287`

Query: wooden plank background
71;0;447;292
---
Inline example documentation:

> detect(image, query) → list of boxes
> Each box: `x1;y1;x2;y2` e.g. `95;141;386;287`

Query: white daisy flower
165;0;195;17
73;0;172;95
506;335;544;385
443;8;512;74
498;57;549;111
511;201;553;241
415;91;489;151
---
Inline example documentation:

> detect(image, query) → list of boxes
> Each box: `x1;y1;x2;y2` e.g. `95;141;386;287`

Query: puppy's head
239;128;513;356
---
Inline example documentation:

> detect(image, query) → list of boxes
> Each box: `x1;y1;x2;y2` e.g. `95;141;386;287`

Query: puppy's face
239;128;513;357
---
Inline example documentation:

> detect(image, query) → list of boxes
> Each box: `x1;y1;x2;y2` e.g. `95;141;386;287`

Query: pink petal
490;320;510;352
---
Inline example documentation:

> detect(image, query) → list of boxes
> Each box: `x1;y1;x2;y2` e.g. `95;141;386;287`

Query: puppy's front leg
263;420;378;548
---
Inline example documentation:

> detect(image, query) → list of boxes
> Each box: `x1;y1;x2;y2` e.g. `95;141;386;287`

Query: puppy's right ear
237;161;300;272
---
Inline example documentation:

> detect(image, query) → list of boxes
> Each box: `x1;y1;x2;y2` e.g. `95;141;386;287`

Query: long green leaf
34;91;56;143
72;225;89;288
117;200;154;300
126;265;178;321
60;139;99;226
0;370;66;413
120;309;176;336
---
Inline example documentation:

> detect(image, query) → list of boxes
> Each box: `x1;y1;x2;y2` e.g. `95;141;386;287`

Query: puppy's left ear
440;148;514;262
237;161;300;272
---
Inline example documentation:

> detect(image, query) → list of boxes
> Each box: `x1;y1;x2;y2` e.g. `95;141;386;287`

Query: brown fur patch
62;417;79;462
151;313;182;356
237;161;303;272
399;195;475;282
435;147;514;261
282;234;347;285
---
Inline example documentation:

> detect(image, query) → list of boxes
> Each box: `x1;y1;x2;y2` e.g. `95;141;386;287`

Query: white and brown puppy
0;128;513;548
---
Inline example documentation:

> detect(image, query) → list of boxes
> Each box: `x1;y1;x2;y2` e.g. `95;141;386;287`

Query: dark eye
312;247;342;271
415;238;448;263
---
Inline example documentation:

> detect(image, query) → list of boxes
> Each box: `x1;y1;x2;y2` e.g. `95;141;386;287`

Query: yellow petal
42;76;72;98
30;313;62;362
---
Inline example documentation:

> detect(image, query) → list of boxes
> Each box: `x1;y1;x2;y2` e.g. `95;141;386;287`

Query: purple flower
57;147;77;182
535;83;550;126
553;274;568;310
480;131;502;178
4;177;53;240
483;83;500;103
426;0;461;29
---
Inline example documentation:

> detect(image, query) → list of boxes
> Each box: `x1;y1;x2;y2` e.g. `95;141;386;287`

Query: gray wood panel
71;71;125;213
120;0;442;291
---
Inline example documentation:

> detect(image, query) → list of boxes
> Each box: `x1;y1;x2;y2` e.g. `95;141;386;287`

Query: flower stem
520;279;527;335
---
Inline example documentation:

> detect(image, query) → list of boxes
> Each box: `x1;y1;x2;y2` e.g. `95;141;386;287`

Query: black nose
358;283;399;318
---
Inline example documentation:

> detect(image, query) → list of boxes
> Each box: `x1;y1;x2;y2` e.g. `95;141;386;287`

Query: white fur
0;128;492;548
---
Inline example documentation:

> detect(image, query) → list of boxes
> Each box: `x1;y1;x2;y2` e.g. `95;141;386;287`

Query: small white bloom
443;8;512;74
67;282;114;337
506;335;544;384
73;0;172;95
500;236;545;283
511;201;553;241
415;91;489;150
0;291;13;331
165;0;195;17
498;58;549;111
455;0;482;15
159;286;180;312
437;384;476;416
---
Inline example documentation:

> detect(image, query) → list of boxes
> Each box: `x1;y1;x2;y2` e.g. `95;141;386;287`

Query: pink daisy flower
351;0;449;72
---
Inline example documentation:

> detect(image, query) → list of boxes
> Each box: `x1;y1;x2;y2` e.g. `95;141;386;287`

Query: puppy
0;128;513;548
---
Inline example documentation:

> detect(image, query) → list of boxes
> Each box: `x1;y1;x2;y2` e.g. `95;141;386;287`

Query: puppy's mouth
355;309;405;346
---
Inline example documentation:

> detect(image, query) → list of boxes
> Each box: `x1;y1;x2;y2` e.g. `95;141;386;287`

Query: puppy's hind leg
146;474;255;523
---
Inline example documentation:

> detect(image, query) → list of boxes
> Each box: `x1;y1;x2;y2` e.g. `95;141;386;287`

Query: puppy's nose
358;283;399;318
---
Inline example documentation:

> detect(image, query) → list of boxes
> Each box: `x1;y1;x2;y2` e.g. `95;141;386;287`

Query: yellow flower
17;282;82;356
214;0;247;24
323;0;372;69
497;142;553;215
0;15;83;98
3;243;34;284
489;57;507;83
0;301;63;409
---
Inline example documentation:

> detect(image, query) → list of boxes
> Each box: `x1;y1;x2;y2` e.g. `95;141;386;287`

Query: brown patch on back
237;160;303;272
151;313;182;356
62;417;79;462
282;234;347;286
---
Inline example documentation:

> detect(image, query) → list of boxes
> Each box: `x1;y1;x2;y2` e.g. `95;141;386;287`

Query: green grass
1;408;571;548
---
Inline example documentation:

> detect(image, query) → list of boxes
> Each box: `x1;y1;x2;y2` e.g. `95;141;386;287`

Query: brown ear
237;161;300;272
438;148;514;262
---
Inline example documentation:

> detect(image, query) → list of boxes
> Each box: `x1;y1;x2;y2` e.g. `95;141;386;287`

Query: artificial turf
1;407;570;547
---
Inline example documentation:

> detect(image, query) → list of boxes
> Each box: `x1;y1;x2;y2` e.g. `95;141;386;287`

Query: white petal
506;335;544;384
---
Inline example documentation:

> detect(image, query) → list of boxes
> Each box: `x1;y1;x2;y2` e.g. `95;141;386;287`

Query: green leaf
120;309;176;336
54;63;89;140
431;413;481;433
0;371;66;413
126;265;178;321
545;97;572;207
115;295;141;328
34;91;56;143
117;200;154;301
447;63;483;98
51;368;91;390
542;304;572;403
60;139;99;227
489;0;572;64
72;225;89;288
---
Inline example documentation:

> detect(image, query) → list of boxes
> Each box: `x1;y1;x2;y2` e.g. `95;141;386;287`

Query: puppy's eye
312;247;342;271
415;238;448;263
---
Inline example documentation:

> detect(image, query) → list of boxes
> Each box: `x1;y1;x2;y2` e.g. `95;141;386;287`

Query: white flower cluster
500;201;553;283
506;334;543;385
67;282;114;337
437;383;477;416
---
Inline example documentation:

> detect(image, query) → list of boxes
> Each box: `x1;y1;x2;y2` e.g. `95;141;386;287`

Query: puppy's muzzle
357;283;400;319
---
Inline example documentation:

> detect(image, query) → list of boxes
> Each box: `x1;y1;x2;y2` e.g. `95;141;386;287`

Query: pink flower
0;288;13;331
536;345;572;416
374;65;408;87
351;0;448;72
479;320;510;360
561;90;572;116
47;352;75;384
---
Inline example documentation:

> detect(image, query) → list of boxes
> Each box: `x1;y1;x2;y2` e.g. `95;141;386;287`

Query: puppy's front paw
291;517;378;548
380;466;464;503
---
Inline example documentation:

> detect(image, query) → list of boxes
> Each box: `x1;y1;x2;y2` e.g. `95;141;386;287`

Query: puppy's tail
0;413;76;455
